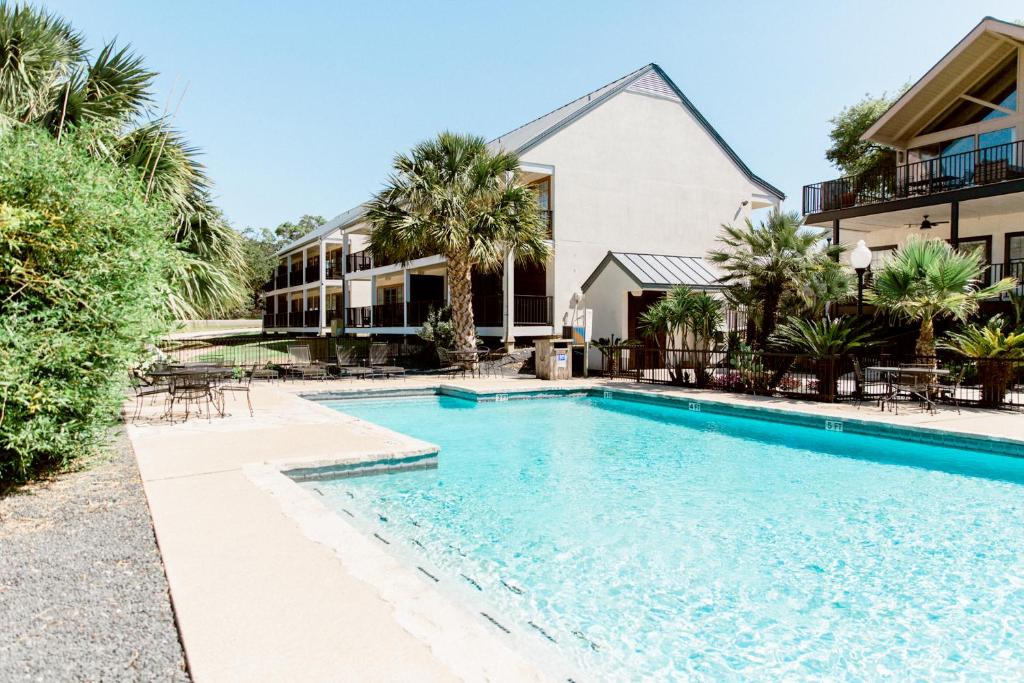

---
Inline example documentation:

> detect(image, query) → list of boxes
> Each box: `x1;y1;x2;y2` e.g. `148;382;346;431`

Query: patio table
867;366;950;412
449;350;488;378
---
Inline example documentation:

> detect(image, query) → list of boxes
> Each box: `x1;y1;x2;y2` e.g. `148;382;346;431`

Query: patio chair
213;364;257;417
479;347;517;378
128;369;170;423
166;372;219;423
250;363;280;382
436;347;466;379
335;345;373;379
852;359;890;409
893;363;939;415
285;344;328;381
368;342;406;379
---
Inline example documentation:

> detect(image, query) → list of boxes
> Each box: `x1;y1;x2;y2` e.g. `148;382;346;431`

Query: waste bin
534;338;573;380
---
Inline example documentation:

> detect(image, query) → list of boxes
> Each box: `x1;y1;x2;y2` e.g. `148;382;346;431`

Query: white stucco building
260;63;783;344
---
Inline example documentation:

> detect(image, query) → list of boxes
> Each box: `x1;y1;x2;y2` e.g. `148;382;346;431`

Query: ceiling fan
905;214;948;230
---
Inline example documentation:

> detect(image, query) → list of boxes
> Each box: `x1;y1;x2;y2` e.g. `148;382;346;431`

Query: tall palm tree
709;209;840;349
867;236;1016;358
366;132;550;353
0;2;246;317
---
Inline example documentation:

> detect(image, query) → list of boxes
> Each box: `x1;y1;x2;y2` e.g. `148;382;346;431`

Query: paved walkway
0;432;189;682
126;376;1024;681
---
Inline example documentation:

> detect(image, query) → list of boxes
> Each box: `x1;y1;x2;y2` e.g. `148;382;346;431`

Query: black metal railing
304;310;320;327
262;313;275;328
601;346;1024;409
275;266;288;289
514;294;552;325
371;302;404;327
346;306;371;328
407;299;446;327
803;139;1024;214
275;312;288;327
289;268;303;287
262;279;274;292
473;294;503;326
288;310;303;327
305;263;320;284
325;256;344;279
346;251;372;272
987;260;1024;296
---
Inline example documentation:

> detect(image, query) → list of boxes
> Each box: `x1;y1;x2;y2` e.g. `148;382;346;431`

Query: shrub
0;127;178;487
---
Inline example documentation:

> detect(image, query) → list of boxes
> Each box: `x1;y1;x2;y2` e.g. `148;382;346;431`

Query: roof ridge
489;63;655;147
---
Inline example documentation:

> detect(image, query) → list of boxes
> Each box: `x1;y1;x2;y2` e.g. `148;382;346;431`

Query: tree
0;125;178;486
825;89;906;177
866;236;1016;359
366;132;550;353
709;209;841;349
638;286;722;385
0;2;247;318
274;214;324;243
771;316;875;400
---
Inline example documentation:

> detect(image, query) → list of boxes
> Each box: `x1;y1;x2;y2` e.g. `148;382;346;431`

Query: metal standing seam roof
582;251;724;292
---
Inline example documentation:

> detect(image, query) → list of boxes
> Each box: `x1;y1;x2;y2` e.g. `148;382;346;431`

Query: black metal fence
603;346;1024;410
156;334;432;369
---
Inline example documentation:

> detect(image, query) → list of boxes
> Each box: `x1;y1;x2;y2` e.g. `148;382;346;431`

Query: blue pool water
310;395;1024;680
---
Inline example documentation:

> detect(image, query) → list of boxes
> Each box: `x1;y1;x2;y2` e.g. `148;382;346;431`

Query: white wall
520;89;775;327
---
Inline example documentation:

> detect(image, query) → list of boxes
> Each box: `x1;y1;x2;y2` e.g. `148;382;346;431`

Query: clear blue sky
47;0;1024;230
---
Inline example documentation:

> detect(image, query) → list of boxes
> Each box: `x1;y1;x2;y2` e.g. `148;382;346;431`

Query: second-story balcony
803;140;1024;215
346;250;372;273
325;255;344;279
274;266;288;289
289;267;303;287
305;263;319;284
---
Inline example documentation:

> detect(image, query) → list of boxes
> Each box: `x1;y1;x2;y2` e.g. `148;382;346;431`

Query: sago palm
366;132;550;352
709;209;841;348
940;317;1024;407
866;236;1016;358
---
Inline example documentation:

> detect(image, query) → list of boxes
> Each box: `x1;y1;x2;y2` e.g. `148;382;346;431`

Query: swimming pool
307;394;1024;680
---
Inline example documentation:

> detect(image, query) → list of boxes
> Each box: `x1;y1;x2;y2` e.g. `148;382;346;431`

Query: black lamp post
850;240;872;317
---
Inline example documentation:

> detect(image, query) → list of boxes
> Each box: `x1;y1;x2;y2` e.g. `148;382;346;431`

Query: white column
301;287;308;329
369;274;377;327
502;250;515;346
318;240;327;331
402;268;410;328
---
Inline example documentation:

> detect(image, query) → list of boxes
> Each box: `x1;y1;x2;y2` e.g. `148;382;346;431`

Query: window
869;246;896;271
1009;234;1024;263
957;237;991;265
980;89;1017;121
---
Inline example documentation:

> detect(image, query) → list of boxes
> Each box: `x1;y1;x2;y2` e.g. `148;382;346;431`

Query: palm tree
366;132;550;353
866;236;1016;359
709;209;840;349
771;316;874;400
0;2;247;317
638;286;722;384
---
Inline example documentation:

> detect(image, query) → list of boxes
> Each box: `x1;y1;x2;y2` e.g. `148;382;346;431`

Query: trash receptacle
535;338;573;380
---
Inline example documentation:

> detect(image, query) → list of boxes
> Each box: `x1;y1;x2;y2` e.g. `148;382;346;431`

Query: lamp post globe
850;240;872;316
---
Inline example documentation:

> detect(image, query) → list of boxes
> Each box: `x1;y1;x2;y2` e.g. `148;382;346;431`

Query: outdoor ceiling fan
905;214;948;230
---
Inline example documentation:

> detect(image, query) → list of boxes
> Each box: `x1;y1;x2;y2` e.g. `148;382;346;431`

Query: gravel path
0;432;190;682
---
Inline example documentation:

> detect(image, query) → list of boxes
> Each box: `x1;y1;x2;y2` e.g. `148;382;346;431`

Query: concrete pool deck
126;376;1024;681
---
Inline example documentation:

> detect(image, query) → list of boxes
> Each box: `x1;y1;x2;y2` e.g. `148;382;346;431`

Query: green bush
0;127;178;487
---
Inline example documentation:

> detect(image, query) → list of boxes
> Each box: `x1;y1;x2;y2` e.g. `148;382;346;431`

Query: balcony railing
372;302;404;327
289;268;303;287
262;279;274;292
303;310;320;327
472;294;503;326
803;140;1024;214
346;306;371;328
305;263;320;284
262;313;275;328
986;260;1024;296
325;256;344;279
407;299;446;327
274;266;288;289
275;312;288;327
288;310;303;327
346;251;372;272
514;295;553;325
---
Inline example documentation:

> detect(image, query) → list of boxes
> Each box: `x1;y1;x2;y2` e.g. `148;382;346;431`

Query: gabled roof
582;251;724;292
490;63;784;200
275;202;368;256
863;17;1024;148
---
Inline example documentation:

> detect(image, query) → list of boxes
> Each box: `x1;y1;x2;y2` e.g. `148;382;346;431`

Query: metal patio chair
369;342;406;379
335;345;373;380
285;345;328;381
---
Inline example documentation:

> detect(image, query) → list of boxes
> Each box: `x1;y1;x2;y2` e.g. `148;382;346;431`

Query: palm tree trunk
447;252;477;353
915;317;936;360
757;286;781;349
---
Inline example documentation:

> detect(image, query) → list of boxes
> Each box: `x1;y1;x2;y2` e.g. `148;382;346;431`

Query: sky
45;0;1024;231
